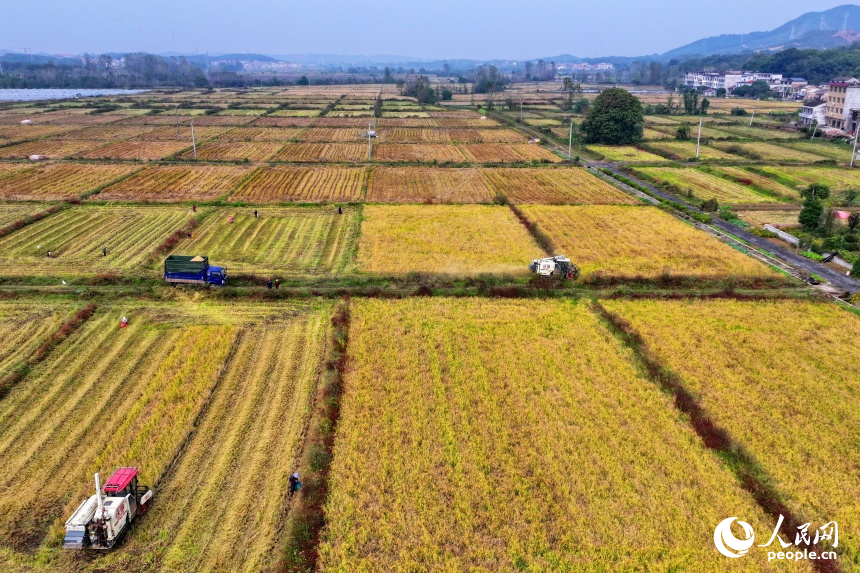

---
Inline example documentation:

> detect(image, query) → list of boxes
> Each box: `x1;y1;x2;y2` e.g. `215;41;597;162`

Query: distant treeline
0;53;207;89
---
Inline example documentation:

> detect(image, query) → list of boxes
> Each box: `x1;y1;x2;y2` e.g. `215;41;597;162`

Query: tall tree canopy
581;88;644;145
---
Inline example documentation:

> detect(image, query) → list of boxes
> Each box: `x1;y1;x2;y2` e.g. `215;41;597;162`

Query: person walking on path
289;472;301;497
267;278;273;289
192;204;197;213
254;209;258;218
229;215;234;224
102;246;107;257
275;278;280;289
337;206;343;215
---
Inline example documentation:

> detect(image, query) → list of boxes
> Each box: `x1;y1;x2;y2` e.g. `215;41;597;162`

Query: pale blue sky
1;0;852;59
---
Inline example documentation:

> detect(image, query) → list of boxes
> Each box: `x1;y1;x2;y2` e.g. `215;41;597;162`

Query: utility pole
749;111;755;127
568;118;573;159
190;120;197;159
851;124;859;168
695;118;703;159
810;121;818;140
175;104;180;140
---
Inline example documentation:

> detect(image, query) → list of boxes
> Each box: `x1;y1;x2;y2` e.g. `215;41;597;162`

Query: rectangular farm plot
0;139;99;159
297;128;366;142
215;127;304;142
635;167;781;204
376;128;450;143
179;141;284;161
83;304;331;573
0;163;141;200
367;167;494;203
521;205;777;282
459;143;561;163
96;165;252;202
373;143;466;163
0;203;51;228
647;140;741;161
319;298;789;572
482;167;636;204
0;306;237;555
0;301;76;381
231;165;366;202
603;299;860;560
0;206;191;276
711;142;829;162
357;205;539;275
80;140;190;160
179;207;359;275
586;145;668;162
273;143;368;162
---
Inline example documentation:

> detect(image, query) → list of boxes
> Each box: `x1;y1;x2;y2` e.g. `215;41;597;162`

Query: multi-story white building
825;77;860;131
799;101;826;126
683;71;805;98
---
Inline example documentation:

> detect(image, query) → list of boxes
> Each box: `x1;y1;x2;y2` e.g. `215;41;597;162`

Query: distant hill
662;4;860;59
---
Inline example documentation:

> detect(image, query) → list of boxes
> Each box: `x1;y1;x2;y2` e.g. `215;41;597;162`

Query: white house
799;101;826;126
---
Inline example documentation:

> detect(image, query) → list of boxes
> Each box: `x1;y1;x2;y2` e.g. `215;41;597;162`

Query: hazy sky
1;0;853;59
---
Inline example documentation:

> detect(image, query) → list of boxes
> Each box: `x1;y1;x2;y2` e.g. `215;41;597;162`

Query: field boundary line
0;303;96;399
592;300;843;573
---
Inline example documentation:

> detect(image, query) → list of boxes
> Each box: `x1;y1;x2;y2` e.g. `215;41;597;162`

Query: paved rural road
594;164;860;293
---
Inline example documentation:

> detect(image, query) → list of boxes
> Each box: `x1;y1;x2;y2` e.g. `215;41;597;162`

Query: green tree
573;98;590;113
801;183;831;200
581;88;644;145
848;212;860;232
799;197;823;229
675;123;691;140
700;98;710;114
733;80;773;99
297;75;309;85
852;261;860;278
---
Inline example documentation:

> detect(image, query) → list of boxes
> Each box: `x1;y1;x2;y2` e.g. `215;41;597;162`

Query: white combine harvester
529;255;579;279
64;467;153;550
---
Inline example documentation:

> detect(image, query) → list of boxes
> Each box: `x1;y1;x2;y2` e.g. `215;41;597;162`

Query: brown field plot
0;140;99;159
0;163;141;200
373;144;466;163
297;128;366;142
273;143;368;162
459;143;562;163
97;165;252;202
80;140;190;160
367;167;494;203
482;167;637;204
215;127;304;142
232;165;366;202
179;142;284;162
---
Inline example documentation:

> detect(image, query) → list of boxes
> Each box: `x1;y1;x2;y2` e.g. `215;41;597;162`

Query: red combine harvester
63;467;153;549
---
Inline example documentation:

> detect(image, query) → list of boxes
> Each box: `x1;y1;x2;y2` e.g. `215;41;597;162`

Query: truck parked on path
164;255;227;286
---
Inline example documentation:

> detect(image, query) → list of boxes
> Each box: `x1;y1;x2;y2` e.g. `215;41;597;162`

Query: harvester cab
529;255;579;280
63;467;153;550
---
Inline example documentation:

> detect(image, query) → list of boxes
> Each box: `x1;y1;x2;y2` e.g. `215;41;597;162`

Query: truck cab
207;266;227;286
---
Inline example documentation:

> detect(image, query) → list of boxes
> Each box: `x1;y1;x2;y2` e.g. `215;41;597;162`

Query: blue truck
164;255;227;286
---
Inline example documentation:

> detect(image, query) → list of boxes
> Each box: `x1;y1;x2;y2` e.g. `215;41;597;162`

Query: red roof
103;467;138;493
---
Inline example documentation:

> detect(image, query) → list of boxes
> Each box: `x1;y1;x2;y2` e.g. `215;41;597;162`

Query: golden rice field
96;164;252;202
647;140;742;161
357;205;539;275
377;128;451;143
319;298;792;572
373;144;466;163
179;207;359;275
80;140;190;160
0;163;140;201
366;167;493;203
634;167;781;204
711;142;829;162
436;118;502;128
481;167;637;204
232;165;366;203
753;166;860;192
0;301;332;573
459;143;561;163
273;143;369;162
642;127;672;140
0;140;99;159
0;301;74;382
55;124;158;141
714;125;802;140
139;125;230;141
586;145;668;162
520;205;777;281
785;141;854;163
602;299;860;562
0;125;75;140
0;206;190;276
253;116;316;127
180;141;284;161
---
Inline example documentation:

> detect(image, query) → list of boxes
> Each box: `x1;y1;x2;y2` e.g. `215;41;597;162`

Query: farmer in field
102;246;108;256
229;215;234;224
289;472;301;497
338;206;343;215
275;278;280;289
254;209;258;218
192;204;196;213
267;278;273;289
120;316;128;328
